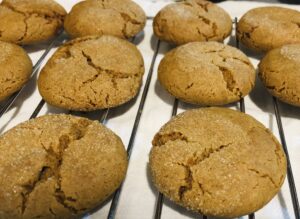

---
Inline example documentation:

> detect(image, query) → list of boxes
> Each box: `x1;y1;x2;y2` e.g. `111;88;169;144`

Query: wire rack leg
273;97;300;219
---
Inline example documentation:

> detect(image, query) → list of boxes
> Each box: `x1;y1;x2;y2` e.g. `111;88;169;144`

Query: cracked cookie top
0;114;128;219
150;107;286;218
237;7;300;52
38;35;144;111
153;0;232;45
0;0;66;45
64;0;146;39
158;41;255;105
0;41;32;101
259;44;300;107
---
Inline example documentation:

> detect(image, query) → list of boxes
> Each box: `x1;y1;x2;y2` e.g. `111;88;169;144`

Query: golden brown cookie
0;114;128;219
38;35;144;111
64;0;146;39
0;40;32;101
259;44;300;107
153;0;232;45
237;7;300;52
150;107;286;218
0;0;66;45
158;41;255;105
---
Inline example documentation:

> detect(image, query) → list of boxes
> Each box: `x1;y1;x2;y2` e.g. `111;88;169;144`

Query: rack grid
0;10;299;219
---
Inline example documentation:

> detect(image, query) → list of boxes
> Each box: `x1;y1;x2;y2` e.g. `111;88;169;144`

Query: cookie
259;44;300;107
64;0;146;39
150;107;286;218
153;0;232;45
0;40;32;101
158;41;255;105
0;114;127;219
38;35;144;111
237;7;300;52
0;0;66;45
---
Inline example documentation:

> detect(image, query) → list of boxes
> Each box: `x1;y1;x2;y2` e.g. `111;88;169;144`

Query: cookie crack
118;11;141;38
196;1;209;12
246;168;278;188
189;143;232;166
20;122;91;215
215;64;243;98
292;21;300;28
238;25;260;49
81;51;138;80
185;83;194;90
152;132;188;147
220;54;252;67
177;163;193;200
1;2;65;20
1;3;64;43
21;166;54;214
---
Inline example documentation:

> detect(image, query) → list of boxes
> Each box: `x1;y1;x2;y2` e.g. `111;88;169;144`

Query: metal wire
273;98;300;219
234;17;257;219
154;98;178;219
107;39;161;219
0;33;63;119
30;99;45;119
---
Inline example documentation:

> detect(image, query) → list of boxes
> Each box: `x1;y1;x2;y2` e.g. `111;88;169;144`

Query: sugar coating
158;41;256;105
38;35;145;111
150;107;287;218
153;0;232;45
280;44;300;61
0;0;66;45
0;41;32;101
64;0;146;39
259;44;300;106
237;6;300;52
0;114;128;219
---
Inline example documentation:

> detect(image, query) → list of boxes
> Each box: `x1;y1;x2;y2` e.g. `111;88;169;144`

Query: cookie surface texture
64;0;146;39
259;44;300;106
0;114;128;219
0;40;32;101
158;41;255;105
38;35;144;111
150;107;286;218
153;0;232;45
237;7;300;52
0;0;66;44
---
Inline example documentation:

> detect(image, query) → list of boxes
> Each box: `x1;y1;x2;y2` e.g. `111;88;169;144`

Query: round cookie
153;0;232;45
0;114;128;219
237;7;300;52
150;107;286;218
38;35;145;111
64;0;146;39
0;41;32;101
259;44;300;107
158;41;255;105
0;0;66;45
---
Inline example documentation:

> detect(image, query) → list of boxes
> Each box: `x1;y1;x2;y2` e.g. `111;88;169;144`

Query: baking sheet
0;1;299;218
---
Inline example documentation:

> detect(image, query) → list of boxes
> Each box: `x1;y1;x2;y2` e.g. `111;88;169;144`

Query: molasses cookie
158;41;255;105
237;7;300;52
259;44;300;106
38;35;144;111
0;0;66;45
153;0;232;45
64;0;146;39
0;114;128;219
0;40;32;101
150;107;286;218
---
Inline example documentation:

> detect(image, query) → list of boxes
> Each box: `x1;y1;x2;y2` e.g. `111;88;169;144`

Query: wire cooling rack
0;2;300;219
